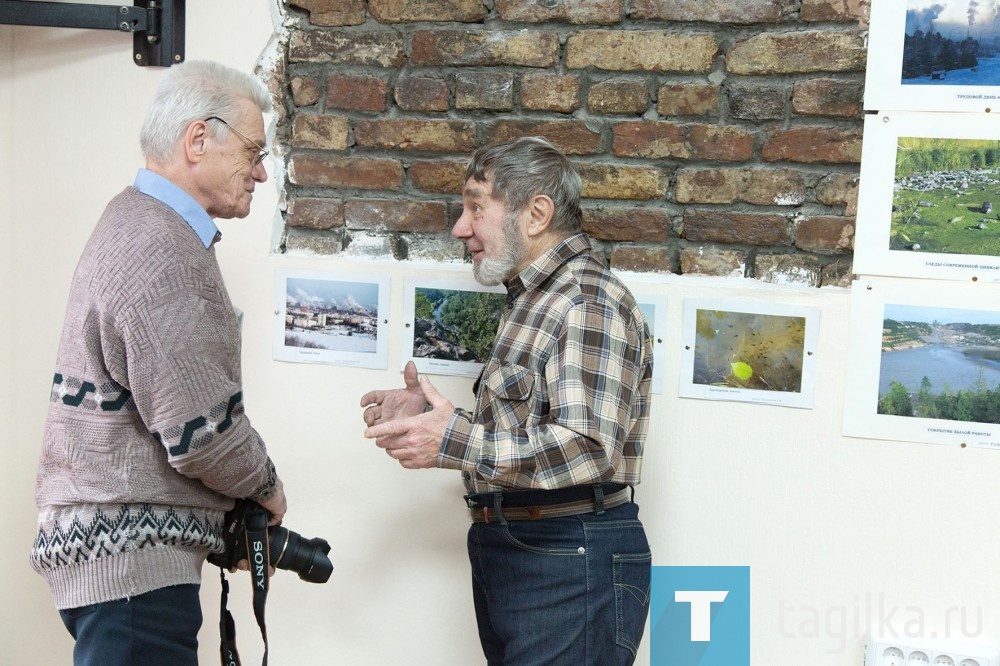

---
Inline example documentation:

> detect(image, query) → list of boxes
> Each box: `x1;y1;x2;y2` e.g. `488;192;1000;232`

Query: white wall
4;3;1000;665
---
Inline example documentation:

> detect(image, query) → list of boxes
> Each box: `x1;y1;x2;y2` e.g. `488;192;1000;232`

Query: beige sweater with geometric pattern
31;186;280;609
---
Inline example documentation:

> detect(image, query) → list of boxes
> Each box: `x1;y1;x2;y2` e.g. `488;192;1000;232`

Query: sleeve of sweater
120;262;279;503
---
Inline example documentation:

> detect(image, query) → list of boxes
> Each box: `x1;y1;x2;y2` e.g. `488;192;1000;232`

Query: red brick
369;0;485;22
792;79;862;118
728;84;787;122
521;74;581;113
486;120;603;155
288;30;406;66
684;211;793;246
676;168;807;205
816;172;860;216
412;30;560;67
612;121;753;161
728;31;866;75
587;79;649;115
410;160;468;194
679;247;747;277
395;78;450;112
290;76;321;107
345;199;449;232
326;74;388;112
288;155;404;190
656;84;719;116
567;31;717;73
630;0;795;23
576;163;666;200
456;72;515;111
287;197;344;230
610;245;674;273
801;0;869;23
288;0;364;26
794;215;855;253
762;127;862;164
582;207;670;242
820;258;854;287
497;0;621;24
754;254;822;286
354;119;476;152
291;115;349;150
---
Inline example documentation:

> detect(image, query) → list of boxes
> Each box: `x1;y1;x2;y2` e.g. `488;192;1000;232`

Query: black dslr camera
209;499;333;584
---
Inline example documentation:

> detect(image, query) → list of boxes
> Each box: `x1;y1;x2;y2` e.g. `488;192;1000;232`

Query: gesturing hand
360;360;428;428
362;371;454;469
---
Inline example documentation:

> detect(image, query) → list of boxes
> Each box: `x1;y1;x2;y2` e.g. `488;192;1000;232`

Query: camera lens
268;526;333;584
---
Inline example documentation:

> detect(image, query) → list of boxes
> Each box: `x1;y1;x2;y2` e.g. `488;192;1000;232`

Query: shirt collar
133;168;220;249
506;233;591;297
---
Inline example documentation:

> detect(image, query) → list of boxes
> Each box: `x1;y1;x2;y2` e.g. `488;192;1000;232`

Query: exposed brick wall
273;0;869;287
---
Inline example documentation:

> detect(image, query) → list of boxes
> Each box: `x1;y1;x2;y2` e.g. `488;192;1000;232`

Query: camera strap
219;516;271;666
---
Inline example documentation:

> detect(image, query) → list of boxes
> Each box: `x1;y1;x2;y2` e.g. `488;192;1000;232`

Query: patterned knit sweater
31;186;280;610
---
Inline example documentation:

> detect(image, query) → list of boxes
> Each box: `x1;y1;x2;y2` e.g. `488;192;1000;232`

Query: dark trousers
468;501;651;666
58;584;202;666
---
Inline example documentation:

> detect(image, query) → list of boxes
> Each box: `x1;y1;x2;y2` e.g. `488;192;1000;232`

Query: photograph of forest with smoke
904;0;1000;84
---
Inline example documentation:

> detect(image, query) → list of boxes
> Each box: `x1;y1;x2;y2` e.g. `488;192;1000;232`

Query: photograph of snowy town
283;277;380;354
890;136;1000;256
878;304;1000;423
903;1;1000;86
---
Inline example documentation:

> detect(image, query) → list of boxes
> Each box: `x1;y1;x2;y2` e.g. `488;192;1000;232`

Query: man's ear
183;119;210;163
525;194;555;238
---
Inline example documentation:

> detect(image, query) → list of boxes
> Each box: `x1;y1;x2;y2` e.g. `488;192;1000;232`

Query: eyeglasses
205;116;269;166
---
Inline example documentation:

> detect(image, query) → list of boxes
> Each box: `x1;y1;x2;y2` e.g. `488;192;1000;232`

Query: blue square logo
650;566;750;666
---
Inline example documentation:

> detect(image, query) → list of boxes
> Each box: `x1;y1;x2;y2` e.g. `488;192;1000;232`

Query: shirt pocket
481;361;536;428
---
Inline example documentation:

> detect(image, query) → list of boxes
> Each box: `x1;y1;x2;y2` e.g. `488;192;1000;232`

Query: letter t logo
674;590;729;641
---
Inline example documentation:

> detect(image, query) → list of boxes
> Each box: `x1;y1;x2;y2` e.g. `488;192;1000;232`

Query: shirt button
577;547;586;555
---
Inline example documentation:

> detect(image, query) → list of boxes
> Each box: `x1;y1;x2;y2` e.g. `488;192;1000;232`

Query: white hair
139;60;272;164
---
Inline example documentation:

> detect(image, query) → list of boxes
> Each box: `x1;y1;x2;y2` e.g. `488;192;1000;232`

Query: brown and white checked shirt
441;233;653;494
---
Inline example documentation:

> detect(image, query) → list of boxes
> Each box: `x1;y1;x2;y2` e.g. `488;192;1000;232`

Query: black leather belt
465;483;631;523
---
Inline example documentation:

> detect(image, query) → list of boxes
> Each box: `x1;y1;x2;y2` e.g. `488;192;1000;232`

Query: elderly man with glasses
30;60;287;666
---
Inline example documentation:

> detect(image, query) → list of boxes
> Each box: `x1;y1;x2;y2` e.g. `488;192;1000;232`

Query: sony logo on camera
209;498;333;584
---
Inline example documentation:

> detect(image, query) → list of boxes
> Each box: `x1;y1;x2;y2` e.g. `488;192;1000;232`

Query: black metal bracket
0;0;185;67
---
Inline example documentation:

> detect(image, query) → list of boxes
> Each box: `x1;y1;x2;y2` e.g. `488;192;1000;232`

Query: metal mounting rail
0;0;186;67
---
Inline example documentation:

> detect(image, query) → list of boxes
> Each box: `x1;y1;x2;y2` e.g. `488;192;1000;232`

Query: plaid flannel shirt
440;233;653;493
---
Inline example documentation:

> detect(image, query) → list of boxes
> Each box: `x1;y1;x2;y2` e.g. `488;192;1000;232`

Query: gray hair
465;136;583;235
139;60;272;164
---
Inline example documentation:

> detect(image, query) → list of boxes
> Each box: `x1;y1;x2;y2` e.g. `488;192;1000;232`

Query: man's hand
360;361;429;428
232;481;286;576
363;372;454;469
258;478;287;527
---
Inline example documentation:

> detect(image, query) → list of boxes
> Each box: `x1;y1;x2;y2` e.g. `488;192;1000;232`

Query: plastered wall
4;2;1000;665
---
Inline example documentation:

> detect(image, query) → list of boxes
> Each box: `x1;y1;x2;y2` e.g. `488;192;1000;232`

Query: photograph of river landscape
878;304;1000;422
411;287;504;364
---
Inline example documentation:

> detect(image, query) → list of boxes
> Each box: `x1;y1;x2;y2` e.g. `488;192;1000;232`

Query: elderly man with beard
361;136;653;666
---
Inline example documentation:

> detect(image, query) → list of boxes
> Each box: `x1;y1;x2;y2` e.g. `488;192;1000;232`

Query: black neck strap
219;517;270;665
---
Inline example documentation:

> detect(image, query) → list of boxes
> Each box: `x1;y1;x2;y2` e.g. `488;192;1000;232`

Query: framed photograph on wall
273;268;390;369
678;298;820;409
844;277;1000;449
854;111;1000;282
402;277;505;378
633;293;669;395
865;0;1000;112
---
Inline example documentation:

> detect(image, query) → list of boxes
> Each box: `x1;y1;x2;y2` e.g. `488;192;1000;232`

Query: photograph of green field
890;137;1000;255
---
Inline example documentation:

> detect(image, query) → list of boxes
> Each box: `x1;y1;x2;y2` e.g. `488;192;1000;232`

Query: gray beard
472;212;524;286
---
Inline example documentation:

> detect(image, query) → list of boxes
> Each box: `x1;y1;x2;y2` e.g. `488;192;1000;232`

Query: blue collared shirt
133;168;219;248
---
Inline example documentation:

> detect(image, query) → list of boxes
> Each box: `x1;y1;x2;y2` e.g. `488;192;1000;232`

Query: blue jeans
468;501;651;666
58;584;202;666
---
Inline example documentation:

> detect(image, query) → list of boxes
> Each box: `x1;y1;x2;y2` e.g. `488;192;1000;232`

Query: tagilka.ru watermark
778;592;984;654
